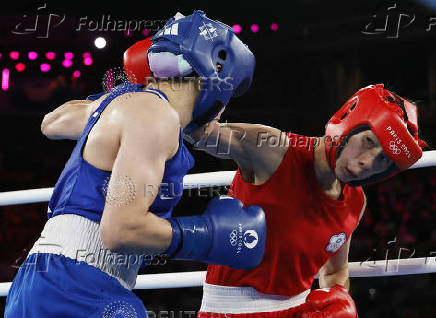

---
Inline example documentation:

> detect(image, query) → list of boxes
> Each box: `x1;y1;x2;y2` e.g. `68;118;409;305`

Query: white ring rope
0;150;435;296
0;150;435;207
0;171;238;206
0;256;435;296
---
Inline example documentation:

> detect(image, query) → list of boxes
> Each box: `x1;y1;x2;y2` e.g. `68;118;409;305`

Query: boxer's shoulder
237;125;289;185
113;90;172;112
89;91;180;159
108;92;179;132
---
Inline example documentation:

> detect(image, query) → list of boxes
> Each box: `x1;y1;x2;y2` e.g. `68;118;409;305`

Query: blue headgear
148;10;256;133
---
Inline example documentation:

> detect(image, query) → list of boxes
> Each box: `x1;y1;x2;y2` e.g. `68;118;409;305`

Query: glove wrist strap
166;218;183;257
166;216;211;260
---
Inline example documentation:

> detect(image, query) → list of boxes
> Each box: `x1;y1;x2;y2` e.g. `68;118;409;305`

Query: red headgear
325;84;427;187
123;37;153;85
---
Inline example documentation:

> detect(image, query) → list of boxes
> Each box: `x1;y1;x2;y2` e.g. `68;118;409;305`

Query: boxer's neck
313;137;343;198
146;79;200;129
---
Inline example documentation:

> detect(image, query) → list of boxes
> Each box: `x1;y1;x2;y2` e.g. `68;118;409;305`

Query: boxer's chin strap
347;163;399;187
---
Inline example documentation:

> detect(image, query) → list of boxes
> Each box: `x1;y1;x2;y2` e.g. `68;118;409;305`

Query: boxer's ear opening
218;50;227;60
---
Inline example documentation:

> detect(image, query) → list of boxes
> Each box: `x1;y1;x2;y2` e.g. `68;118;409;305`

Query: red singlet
206;133;365;296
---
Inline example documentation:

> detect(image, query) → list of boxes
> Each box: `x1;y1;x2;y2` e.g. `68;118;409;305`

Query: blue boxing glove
166;196;266;270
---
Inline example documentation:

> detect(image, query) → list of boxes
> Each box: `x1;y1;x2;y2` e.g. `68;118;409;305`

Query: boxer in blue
5;11;265;317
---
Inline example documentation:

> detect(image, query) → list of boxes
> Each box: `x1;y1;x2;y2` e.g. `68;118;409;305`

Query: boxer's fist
301;285;357;318
183;108;224;146
167;196;266;270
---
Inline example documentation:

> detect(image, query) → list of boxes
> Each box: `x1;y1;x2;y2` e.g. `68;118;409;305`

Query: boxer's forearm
185;120;245;160
100;210;173;256
41;100;93;140
319;266;350;290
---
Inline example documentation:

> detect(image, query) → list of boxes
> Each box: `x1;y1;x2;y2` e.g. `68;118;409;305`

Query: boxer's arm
41;99;96;140
100;94;180;255
300;197;366;317
318;194;367;289
318;237;351;290
186;119;288;183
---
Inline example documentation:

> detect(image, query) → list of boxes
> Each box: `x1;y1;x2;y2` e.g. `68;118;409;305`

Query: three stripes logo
158;23;179;36
156;21;218;41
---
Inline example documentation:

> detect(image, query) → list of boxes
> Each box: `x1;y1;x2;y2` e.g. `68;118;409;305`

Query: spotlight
94;37;107;49
46;52;56;60
15;63;26;72
64;52;74;60
28;52;38;60
40;63;51;72
10;51;19;60
250;24;259;33
270;23;279;31
232;24;242;34
62;59;73;68
83;57;93;66
72;70;81;78
2;68;9;91
142;29;150;37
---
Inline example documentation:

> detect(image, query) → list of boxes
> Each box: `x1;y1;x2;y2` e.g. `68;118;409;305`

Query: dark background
0;0;436;317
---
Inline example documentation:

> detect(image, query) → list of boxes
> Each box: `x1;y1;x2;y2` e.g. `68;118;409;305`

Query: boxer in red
185;85;427;318
118;33;426;317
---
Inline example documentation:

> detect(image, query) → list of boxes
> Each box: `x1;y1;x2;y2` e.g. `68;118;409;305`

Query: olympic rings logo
389;141;401;155
229;230;238;246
